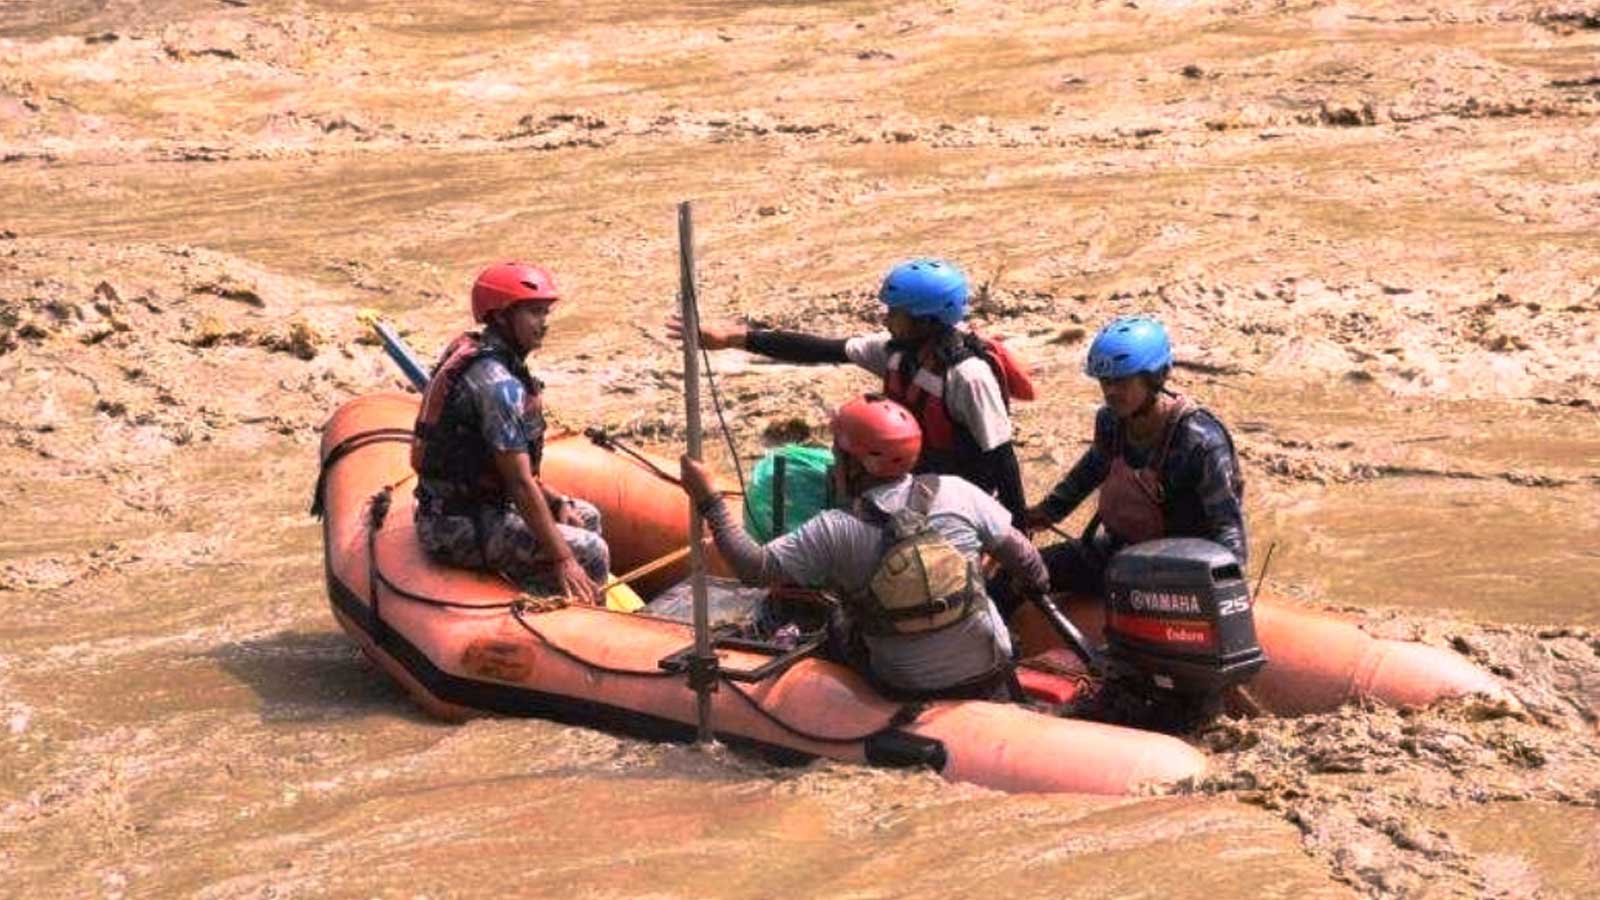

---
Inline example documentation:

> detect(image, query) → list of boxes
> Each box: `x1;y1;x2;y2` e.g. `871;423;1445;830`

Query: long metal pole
678;200;715;745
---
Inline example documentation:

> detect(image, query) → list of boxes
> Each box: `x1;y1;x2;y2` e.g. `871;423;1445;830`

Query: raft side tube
317;394;1212;795
1010;584;1511;715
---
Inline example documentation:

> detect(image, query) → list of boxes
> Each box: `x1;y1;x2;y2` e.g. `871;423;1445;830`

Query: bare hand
1022;504;1056;534
665;313;744;351
555;557;599;605
554;498;586;528
679;454;717;503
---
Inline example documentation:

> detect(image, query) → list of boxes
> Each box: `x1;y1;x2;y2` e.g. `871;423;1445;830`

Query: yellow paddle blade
603;579;646;613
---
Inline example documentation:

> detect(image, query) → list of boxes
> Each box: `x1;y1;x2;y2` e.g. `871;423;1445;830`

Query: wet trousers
415;498;610;595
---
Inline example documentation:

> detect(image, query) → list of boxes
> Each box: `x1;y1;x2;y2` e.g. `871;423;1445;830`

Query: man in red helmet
410;262;607;602
678;394;1048;701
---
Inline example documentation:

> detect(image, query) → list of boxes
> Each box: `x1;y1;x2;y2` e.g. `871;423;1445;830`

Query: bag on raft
645;575;829;644
742;444;836;542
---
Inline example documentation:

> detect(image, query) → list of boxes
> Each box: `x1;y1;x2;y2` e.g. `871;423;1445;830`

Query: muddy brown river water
3;1;1598;897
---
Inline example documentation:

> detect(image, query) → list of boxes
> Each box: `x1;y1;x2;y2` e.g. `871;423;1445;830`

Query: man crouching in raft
670;258;1032;526
679;394;1050;702
1021;315;1247;603
410;262;609;603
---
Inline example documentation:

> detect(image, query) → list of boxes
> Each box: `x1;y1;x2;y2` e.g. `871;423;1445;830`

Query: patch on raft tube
461;638;537;682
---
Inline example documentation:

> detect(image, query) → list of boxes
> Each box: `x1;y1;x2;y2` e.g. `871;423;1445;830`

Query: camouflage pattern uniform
1031;401;1245;597
413;328;609;594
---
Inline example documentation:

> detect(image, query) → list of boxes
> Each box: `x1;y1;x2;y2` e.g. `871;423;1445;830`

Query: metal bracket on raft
658;633;825;685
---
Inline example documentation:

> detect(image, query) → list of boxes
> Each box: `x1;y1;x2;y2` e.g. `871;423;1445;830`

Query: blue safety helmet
877;258;969;326
1084;315;1173;379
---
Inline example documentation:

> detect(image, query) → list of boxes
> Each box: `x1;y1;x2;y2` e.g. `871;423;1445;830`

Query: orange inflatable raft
316;393;1506;796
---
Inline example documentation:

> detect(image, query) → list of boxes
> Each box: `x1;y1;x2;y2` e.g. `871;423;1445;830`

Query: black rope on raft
507;604;916;745
363;500;909;745
582;426;684;486
331;425;903;747
508;601;678;679
717;677;924;746
310;427;414;517
375;570;521;611
699;342;749;498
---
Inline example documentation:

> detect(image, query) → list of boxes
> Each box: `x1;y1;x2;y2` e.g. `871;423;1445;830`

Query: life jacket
852;476;985;636
883;329;1035;467
410;330;546;504
1096;396;1242;545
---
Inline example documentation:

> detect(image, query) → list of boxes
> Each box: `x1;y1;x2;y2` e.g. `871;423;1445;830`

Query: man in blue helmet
670;259;1030;525
1019;315;1247;602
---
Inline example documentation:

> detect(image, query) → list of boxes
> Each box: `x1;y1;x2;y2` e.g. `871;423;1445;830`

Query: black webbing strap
310;427;414;518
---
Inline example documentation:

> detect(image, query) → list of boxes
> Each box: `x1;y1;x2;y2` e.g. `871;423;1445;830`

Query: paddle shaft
360;313;430;392
1032;592;1106;676
678;201;716;745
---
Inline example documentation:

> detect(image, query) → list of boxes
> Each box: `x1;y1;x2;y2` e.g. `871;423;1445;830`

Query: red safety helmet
832;394;923;478
470;261;561;323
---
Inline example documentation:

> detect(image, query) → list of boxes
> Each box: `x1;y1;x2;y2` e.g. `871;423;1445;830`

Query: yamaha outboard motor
1088;538;1267;732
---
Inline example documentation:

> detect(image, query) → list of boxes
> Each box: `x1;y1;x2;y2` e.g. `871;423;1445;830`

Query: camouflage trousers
415;497;610;596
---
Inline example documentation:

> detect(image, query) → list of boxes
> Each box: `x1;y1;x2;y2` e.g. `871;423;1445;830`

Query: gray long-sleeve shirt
700;474;1047;693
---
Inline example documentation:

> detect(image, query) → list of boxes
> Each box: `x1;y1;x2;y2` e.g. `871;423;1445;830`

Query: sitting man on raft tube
678;394;1051;702
671;258;1031;526
1019;315;1247;605
409;262;610;603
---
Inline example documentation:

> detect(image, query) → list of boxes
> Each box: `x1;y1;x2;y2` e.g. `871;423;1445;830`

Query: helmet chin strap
1122;382;1171;422
885;313;948;353
485;316;526;355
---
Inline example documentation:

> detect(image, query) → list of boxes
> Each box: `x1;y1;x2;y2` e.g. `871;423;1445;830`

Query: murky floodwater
4;1;1599;897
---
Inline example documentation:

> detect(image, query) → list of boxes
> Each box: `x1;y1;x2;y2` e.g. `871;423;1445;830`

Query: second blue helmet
1084;315;1173;379
877;258;969;327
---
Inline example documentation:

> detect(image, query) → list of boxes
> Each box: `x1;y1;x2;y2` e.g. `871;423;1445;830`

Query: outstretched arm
679;455;786;584
745;329;850;364
1031;445;1109;527
665;315;849;363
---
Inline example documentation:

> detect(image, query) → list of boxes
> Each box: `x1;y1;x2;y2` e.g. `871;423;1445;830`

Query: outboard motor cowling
1103;538;1266;700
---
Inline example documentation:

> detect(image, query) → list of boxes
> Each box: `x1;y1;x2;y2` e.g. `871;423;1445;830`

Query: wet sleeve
763;511;859;589
698;495;786;584
468;363;530;453
1192;426;1249;568
966;484;1045;590
990;528;1050;596
745;329;850;364
1038;409;1116;521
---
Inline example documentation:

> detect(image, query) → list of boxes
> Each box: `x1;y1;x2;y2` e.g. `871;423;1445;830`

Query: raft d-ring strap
366;486;394;640
582;426;685;486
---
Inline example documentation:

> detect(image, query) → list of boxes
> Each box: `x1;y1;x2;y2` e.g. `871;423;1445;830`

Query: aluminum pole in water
677;200;716;745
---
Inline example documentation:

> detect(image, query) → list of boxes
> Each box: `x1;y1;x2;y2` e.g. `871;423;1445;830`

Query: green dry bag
742;444;836;543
